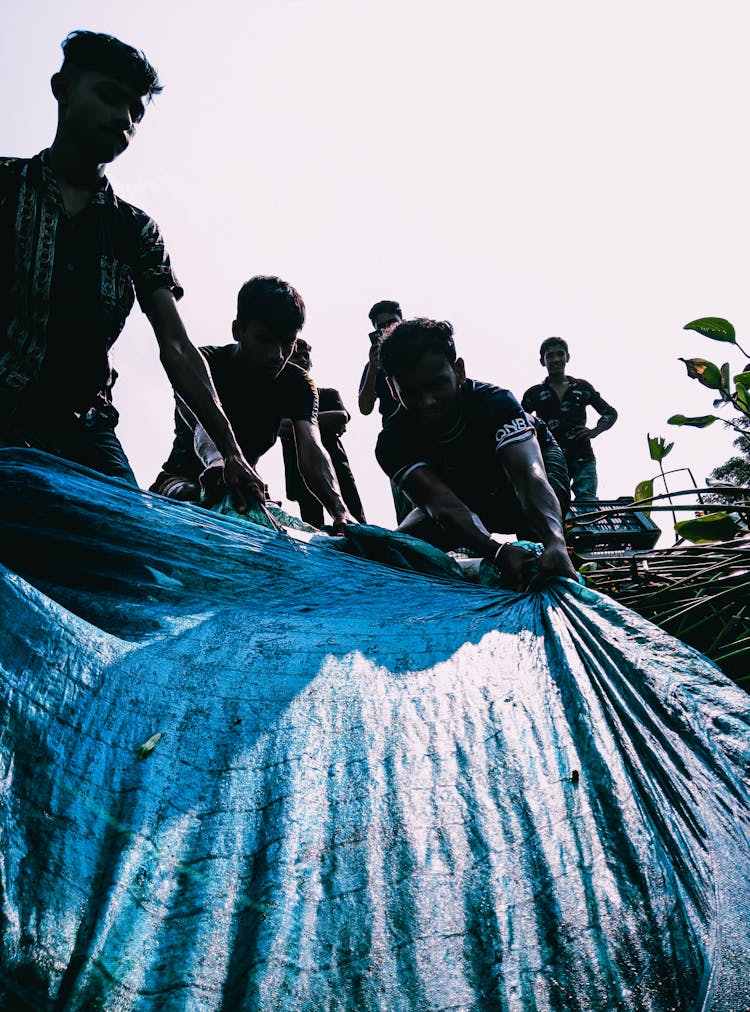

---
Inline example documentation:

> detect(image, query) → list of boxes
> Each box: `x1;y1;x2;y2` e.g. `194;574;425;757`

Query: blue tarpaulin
1;448;749;1010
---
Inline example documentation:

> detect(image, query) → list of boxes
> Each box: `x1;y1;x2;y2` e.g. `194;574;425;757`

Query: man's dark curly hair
236;276;306;334
60;30;163;100
380;318;457;377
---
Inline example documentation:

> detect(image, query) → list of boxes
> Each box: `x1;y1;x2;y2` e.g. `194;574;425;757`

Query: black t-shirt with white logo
376;379;538;524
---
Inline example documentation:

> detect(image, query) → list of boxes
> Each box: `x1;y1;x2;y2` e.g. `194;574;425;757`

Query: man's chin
416;412;449;431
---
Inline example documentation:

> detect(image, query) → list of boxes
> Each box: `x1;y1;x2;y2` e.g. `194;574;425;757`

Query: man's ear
455;357;466;383
231;319;241;342
50;73;68;104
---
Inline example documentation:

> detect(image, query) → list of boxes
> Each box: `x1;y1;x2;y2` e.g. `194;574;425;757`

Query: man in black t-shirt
375;319;576;589
280;339;366;527
0;31;259;506
151;277;356;532
522;337;617;500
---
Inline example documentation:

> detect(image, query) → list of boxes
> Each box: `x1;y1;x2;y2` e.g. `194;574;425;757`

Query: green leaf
675;512;743;543
733;371;750;387
736;382;750;416
679;357;724;390
647;434;674;462
720;362;731;395
634;478;654;515
577;562;598;574
137;732;162;760
683;317;737;344
667;413;719;428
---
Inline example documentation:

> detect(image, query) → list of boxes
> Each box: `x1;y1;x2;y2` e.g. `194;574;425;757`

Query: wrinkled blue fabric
0;448;749;1011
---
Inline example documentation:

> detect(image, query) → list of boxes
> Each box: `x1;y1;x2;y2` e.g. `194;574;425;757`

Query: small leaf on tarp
667;414;719;428
679;358;724;390
571;770;580;784
674;513;744;544
683;317;736;343
137;732;162;760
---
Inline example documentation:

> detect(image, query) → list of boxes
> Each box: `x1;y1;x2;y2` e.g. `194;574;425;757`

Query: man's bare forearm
358;364;378;415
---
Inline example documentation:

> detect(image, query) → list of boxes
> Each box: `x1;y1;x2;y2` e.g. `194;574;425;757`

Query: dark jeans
567;457;598;501
1;409;137;486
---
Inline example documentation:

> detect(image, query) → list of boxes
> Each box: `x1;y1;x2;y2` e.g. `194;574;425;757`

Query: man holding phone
357;300;402;421
357;299;413;521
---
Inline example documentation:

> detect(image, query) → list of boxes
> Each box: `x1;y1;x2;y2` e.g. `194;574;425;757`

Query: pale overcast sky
2;0;748;532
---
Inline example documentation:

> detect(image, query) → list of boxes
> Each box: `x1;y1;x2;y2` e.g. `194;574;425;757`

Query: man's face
543;344;569;377
290;341;312;372
371;310;401;336
233;320;298;379
57;70;145;164
390;351;464;430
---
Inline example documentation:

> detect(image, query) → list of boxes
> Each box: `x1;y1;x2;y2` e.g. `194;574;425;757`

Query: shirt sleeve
285;368;319;424
491;390;536;452
586;382;618;423
319;387;350;422
521;386;537;412
133;214;184;309
375;417;428;484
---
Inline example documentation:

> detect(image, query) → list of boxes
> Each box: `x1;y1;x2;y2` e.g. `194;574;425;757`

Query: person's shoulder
108;189;162;231
568;375;595;390
0;156;29;175
0;156;32;197
279;362;317;397
318;386;343;407
199;343;231;357
198;344;233;370
522;381;545;400
467;380;523;410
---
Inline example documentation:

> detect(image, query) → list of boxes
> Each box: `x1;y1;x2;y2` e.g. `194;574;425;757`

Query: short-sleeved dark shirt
162;345;318;478
376;379;538;523
358;363;399;421
0;150;182;417
521;376;616;462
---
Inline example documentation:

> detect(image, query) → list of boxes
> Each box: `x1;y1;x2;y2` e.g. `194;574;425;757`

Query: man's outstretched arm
500;437;577;588
398;466;497;557
293;420;356;532
145;289;263;510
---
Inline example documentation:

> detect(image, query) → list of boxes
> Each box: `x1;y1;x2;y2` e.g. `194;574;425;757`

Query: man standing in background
281;338;366;527
358;299;412;522
522;337;617;501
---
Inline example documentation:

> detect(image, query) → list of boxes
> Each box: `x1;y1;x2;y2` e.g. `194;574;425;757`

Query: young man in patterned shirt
522;337;618;501
375;319;576;590
0;31;260;508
